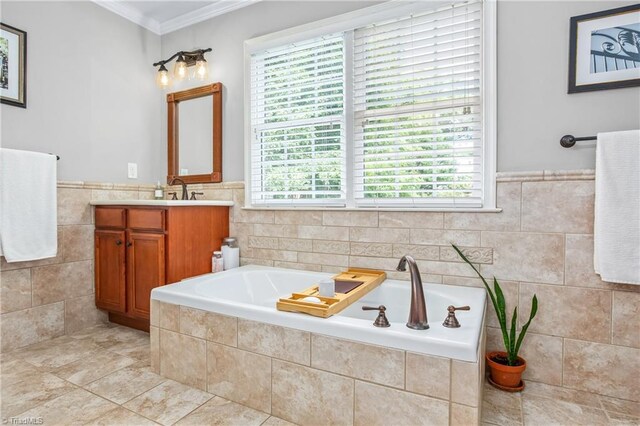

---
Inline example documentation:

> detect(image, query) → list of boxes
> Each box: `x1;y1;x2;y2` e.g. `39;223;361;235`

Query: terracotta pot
486;351;526;388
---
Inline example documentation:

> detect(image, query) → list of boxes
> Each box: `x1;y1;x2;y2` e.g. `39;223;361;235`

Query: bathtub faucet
396;255;429;330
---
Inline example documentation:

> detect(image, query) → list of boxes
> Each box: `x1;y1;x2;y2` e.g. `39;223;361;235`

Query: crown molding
160;0;261;35
92;0;261;36
92;0;162;35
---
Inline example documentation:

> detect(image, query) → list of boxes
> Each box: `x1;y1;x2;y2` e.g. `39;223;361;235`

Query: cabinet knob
126;242;133;247
115;240;122;246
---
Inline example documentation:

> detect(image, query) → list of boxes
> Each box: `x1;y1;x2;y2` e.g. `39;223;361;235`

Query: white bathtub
151;265;486;362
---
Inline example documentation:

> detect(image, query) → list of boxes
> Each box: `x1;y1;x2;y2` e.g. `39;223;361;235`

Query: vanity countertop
90;200;234;207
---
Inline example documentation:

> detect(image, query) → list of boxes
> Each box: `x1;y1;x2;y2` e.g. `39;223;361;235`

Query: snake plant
452;244;538;366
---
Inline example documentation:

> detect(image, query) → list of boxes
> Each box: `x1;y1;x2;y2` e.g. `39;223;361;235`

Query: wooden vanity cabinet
95;229;126;313
94;205;229;331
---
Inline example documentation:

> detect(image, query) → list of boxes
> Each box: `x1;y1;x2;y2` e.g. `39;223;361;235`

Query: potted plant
452;244;538;391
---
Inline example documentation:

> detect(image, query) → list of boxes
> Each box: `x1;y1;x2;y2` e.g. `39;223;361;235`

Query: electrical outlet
127;163;138;179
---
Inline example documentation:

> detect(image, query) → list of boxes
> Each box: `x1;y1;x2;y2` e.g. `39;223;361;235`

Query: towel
594;130;640;285
0;148;58;262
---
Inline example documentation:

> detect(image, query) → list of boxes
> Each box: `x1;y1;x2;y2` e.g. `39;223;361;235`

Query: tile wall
173;170;640;403
2;170;638;406
0;182;156;352
150;300;485;425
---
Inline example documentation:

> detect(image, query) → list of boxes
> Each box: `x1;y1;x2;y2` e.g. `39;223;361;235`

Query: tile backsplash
2;171;638;405
173;169;639;403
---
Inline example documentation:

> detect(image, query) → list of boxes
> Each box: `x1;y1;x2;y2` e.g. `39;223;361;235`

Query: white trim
244;39;253;210
92;0;260;36
245;1;441;54
482;0;498;209
160;0;260;35
92;0;161;34
242;206;503;213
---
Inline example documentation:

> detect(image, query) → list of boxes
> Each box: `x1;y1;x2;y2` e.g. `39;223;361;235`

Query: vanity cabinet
95;229;127;313
94;205;229;331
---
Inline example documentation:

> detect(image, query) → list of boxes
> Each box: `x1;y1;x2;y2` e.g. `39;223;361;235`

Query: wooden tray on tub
276;268;386;318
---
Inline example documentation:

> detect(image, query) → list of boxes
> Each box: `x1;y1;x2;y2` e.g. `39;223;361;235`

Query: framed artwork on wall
568;4;640;93
0;23;27;108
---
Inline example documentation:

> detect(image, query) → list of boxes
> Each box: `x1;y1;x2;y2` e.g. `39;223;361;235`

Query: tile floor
1;324;292;426
1;324;638;426
481;379;640;426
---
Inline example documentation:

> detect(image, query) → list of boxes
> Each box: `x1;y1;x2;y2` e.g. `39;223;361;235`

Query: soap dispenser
154;181;164;200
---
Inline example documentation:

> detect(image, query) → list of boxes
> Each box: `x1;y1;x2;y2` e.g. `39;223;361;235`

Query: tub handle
451;306;470;311
362;305;390;328
443;305;470;328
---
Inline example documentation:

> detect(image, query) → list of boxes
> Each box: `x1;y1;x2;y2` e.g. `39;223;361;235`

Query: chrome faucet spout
396;255;429;330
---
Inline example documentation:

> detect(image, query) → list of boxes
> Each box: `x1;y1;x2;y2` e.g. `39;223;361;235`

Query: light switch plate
127;163;138;179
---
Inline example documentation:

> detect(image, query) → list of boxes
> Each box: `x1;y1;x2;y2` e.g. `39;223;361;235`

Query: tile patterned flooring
1;324;638;426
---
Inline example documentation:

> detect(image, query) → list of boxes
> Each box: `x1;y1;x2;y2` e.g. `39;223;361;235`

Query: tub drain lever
362;305;390;328
443;305;470;328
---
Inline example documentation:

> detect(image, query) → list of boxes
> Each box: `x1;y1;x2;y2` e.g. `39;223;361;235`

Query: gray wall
498;1;640;172
0;1;163;184
161;1;380;182
2;1;638;184
163;0;640;181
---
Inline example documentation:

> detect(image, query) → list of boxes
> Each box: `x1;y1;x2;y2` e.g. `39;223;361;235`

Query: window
249;34;346;206
246;0;496;210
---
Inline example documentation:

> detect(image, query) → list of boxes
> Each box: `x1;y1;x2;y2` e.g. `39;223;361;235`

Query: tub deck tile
206;342;272;413
237;319;310;365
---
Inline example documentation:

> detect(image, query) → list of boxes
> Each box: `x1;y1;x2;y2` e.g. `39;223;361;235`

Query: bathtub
151;265;486;362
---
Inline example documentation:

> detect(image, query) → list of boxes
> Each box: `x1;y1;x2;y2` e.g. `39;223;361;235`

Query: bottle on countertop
212;251;224;273
154;181;164;200
221;237;240;270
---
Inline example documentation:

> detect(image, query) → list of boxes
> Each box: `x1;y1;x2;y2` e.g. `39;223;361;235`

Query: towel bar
560;135;597;148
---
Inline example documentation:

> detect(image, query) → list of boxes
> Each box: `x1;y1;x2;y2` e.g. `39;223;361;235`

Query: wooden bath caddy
276;268;387;318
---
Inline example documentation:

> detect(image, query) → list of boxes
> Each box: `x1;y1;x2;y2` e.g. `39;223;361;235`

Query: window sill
241;206;503;213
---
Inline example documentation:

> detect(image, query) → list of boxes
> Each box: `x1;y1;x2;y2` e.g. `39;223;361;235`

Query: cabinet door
95;230;126;313
127;232;165;319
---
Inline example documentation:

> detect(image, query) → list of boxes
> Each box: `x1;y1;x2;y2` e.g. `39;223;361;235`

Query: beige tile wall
5;170;636;405
0;182;156;352
178;170;640;403
151;300;483;425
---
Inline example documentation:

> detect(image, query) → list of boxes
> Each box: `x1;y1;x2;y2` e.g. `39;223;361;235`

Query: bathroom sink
89;200;234;206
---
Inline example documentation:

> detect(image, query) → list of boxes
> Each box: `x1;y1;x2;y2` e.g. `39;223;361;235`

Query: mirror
167;83;222;184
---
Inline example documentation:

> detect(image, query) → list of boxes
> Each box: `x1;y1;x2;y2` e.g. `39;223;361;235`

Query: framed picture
0;23;27;108
568;4;640;93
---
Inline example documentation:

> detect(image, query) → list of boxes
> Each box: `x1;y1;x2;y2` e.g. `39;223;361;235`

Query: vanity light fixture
153;48;212;88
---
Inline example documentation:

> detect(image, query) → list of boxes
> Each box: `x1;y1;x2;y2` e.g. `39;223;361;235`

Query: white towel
594;130;640;285
0;148;58;262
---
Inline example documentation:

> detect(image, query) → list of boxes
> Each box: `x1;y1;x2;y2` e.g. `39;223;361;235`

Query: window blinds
353;1;484;207
250;34;346;205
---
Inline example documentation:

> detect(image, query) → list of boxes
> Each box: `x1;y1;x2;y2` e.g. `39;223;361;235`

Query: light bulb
174;55;187;80
195;57;209;81
156;64;170;88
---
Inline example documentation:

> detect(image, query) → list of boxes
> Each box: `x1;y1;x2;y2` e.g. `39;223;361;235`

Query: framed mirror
167;83;222;184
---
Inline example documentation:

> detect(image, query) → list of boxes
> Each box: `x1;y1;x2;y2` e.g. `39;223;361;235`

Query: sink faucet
168;177;188;200
396;255;429;330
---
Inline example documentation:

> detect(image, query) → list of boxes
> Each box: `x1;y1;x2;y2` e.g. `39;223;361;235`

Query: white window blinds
353;1;484;207
250;34;346;206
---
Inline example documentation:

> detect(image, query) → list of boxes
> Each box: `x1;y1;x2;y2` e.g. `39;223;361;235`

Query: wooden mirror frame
167;83;222;184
